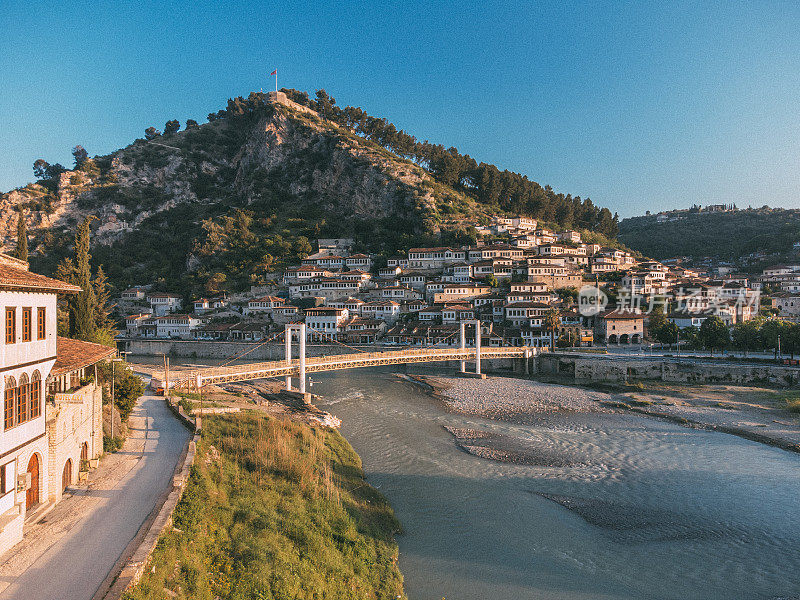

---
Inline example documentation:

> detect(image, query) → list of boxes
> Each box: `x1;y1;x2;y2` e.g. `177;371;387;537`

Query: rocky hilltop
1;90;618;294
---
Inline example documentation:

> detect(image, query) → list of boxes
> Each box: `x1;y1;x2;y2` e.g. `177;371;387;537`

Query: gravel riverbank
407;373;800;455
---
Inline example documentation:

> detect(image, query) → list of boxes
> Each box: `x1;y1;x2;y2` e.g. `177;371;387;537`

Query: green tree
486;274;499;288
731;320;761;357
72;216;98;340
699;316;729;356
185;119;199;129
13;210;27;262
647;306;666;339
760;318;790;357
99;360;144;421
72;145;89;169
544;307;561;351
681;325;700;349
164;119;180;136
33;158;50;179
656;320;679;347
92;265;116;345
144;127;161;140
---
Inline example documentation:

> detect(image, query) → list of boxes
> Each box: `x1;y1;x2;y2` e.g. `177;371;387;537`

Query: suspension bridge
165;321;538;394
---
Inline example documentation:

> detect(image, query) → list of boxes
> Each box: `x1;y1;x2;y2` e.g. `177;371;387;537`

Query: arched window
18;373;29;424
3;377;15;430
30;371;41;419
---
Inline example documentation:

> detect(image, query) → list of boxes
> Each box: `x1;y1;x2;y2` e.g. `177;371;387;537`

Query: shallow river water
310;368;800;600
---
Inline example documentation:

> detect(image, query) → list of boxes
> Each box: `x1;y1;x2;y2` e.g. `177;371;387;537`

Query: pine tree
72;217;98;341
92;265;116;345
54;258;76;337
13;211;28;262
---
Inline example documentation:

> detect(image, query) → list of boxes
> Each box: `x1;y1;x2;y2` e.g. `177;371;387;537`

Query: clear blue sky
2;1;799;218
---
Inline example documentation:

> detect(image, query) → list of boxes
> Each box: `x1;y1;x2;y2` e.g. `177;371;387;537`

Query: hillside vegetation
123;414;405;600
1;89;620;296
619;207;800;260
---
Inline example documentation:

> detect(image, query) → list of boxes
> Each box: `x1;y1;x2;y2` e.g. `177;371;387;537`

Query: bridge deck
174;346;533;387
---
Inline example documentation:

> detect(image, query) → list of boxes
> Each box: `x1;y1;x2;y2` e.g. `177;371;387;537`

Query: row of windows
3;372;42;430
5;307;46;344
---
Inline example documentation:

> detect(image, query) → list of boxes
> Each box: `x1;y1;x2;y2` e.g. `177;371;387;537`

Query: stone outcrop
0;101;444;257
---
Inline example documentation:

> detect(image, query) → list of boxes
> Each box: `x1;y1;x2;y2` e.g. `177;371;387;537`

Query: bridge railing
178;345;533;386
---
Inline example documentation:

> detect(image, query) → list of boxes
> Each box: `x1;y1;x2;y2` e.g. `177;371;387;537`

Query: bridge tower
284;323;307;393
459;320;482;375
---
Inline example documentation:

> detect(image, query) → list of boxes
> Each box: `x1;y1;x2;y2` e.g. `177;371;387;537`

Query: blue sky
2;1;799;218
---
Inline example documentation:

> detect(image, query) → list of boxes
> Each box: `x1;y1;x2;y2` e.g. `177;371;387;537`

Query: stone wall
538;353;800;387
45;382;103;503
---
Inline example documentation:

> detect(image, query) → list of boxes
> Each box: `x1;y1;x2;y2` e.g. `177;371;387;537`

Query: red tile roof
0;254;81;293
52;337;116;377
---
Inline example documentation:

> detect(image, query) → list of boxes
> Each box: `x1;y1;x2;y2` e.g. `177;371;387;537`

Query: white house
0;254;114;555
360;301;401;323
246;296;285;314
345;254;373;270
154;314;204;338
147;292;182;316
120;287;146;300
304;307;350;341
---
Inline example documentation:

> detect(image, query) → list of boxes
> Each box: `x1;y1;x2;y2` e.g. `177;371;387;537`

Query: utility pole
163;354;170;399
110;360;115;440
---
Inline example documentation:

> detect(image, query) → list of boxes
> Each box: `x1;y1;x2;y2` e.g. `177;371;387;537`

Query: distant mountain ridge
0;89;620;295
619;206;800;260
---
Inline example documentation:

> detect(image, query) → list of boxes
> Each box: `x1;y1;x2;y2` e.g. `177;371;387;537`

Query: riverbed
311;368;800;600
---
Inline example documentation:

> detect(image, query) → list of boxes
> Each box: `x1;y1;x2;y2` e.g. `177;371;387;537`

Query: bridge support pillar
459;322;466;373
524;348;531;375
299;323;307;394
285;324;293;391
475;321;481;375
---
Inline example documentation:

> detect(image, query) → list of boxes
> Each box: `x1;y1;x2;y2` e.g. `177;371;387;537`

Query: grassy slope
123;414;405;600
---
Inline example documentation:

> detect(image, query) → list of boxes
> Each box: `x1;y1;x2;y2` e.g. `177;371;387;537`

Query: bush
104;435;124;453
178;397;194;415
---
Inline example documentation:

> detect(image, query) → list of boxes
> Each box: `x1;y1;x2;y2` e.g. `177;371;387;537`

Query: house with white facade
304;307;350;341
246;296;285;314
147;292;182;316
0;253;114;555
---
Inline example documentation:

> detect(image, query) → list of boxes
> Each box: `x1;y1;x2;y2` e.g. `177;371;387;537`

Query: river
309;368;800;600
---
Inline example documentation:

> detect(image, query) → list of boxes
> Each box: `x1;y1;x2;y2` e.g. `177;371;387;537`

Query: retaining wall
539;354;800;386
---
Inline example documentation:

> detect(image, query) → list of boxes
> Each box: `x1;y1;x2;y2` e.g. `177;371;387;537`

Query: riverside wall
538;353;800;386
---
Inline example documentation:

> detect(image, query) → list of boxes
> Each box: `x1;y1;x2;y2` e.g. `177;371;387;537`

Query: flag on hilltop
270;69;277;75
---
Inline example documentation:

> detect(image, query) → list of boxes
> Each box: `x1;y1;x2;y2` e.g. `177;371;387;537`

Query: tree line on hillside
619;208;800;261
203;88;619;238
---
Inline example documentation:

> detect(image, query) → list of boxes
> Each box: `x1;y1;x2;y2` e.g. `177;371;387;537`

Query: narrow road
0;392;190;600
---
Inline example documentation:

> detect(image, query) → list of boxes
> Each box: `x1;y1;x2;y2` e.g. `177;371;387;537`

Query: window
37;308;45;340
4;377;15;430
30;371;41;419
5;308;15;344
22;308;31;342
17;374;28;424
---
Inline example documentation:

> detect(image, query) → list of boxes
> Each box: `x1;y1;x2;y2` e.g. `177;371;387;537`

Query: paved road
0;393;190;600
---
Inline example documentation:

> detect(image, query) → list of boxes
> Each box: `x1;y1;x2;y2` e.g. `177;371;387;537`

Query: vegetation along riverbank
123;412;405;600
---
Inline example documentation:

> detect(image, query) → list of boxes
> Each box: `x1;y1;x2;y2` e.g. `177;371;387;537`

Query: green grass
123;414;405;600
784;397;800;413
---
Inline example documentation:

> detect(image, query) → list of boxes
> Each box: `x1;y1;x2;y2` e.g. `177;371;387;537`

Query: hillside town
116;215;772;349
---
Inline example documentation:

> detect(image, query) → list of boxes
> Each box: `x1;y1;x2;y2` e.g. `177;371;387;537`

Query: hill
1;89;620;296
618;207;800;260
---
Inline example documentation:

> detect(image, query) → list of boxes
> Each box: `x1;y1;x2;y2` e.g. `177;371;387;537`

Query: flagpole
275;69;278;93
